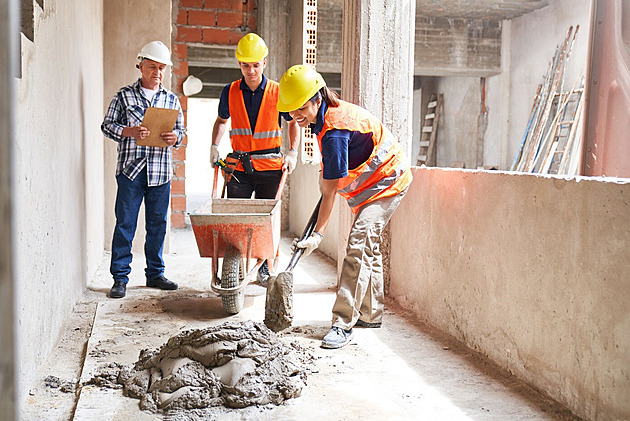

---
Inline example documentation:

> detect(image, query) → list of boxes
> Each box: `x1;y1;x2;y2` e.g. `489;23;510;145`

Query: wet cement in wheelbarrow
264;272;294;332
86;320;313;416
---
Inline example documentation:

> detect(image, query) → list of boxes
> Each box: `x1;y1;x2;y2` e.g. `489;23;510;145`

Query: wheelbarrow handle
274;169;288;201
285;196;321;272
212;165;220;198
213;164;287;200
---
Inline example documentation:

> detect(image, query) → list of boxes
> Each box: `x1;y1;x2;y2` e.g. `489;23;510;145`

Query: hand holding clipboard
135;107;180;148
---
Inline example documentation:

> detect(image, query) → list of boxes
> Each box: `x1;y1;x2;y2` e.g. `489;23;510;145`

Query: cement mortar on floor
86;320;311;414
21;228;579;420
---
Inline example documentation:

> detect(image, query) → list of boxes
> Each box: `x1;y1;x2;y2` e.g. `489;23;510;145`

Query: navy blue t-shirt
217;74;292;130
311;102;374;180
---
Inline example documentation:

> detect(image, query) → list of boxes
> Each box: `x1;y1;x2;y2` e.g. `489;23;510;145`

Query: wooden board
136;107;179;147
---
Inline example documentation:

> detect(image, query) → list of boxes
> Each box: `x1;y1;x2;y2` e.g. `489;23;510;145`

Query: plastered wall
13;0;104;404
1;0;18;417
390;167;630;421
433;76;481;168
103;0;172;254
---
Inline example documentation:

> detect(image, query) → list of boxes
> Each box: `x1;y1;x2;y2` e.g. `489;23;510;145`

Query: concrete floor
21;227;579;420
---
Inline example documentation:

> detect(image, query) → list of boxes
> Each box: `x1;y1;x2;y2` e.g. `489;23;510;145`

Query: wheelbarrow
189;165;287;314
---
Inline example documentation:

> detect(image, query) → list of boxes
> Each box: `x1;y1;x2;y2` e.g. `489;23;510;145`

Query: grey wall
316;0;343;73
434;76;481;168
390;167;630;421
1;0;17;418
13;0;104;405
415;16;501;76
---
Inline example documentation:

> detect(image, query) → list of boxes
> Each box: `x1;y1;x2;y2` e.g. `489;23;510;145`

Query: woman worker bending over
277;65;412;349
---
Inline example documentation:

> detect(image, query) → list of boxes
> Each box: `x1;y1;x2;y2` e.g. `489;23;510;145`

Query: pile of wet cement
86;320;313;413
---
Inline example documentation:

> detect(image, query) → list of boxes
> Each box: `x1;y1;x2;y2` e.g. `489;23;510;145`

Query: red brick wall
170;0;257;228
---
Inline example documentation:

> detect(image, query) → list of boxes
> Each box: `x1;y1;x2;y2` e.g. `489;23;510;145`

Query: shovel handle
285;196;322;272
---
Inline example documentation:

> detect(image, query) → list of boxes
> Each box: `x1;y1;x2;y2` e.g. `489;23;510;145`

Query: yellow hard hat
235;33;269;63
277;65;326;112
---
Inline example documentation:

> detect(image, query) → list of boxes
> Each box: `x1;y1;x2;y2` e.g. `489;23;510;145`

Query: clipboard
136;107;179;147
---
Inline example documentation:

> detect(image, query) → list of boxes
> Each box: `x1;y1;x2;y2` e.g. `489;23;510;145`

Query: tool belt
225;147;281;175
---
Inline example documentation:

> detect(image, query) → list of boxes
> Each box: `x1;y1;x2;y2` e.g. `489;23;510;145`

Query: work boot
257;260;270;286
354;319;382;328
109;281;127;299
321;326;354;349
146;275;178;290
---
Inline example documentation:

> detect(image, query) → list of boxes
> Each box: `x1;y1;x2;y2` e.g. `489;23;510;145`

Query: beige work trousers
331;188;408;330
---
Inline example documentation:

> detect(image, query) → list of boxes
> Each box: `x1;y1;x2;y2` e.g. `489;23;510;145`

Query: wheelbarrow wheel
221;246;244;314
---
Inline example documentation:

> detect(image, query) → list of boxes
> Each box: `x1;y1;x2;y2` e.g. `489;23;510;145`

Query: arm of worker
160;131;178;147
296;177;338;256
314;178;338;234
282;119;300;173
211;116;229;164
101;93;131;142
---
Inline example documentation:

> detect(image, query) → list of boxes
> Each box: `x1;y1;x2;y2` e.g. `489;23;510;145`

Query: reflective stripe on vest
345;153;409;210
228;80;283;171
317;101;412;213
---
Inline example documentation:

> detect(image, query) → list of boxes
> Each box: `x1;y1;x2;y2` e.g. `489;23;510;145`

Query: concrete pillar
341;0;415;143
340;0;416;286
258;0;292;82
259;0;295;229
499;19;512;170
0;0;17;418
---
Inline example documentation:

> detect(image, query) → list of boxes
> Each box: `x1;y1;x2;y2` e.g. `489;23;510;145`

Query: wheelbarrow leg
270;244;280;273
212;229;219;288
245;228;253;275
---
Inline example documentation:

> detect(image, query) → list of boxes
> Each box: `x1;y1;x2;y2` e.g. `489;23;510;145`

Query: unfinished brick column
170;0;257;228
340;0;415;291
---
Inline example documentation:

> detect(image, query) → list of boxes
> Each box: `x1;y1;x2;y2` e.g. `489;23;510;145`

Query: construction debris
512;26;584;175
85;321;313;415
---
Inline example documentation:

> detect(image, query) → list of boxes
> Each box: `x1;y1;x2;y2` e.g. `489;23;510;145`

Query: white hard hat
137;41;173;66
183;75;203;96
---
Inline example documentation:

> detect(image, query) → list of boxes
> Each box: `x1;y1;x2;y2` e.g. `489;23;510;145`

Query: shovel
264;197;322;332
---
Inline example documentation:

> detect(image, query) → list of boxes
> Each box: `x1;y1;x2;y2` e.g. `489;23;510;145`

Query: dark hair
309;86;340;108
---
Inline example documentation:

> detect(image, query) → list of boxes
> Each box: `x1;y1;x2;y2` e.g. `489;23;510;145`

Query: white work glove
296;231;324;256
283;150;298;174
210;144;220;164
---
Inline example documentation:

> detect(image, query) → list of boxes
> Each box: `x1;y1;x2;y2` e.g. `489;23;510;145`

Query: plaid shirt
101;79;186;187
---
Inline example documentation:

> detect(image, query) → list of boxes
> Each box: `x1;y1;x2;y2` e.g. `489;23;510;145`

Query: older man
101;41;186;298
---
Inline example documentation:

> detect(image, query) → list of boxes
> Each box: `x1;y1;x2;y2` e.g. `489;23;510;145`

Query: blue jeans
110;168;170;284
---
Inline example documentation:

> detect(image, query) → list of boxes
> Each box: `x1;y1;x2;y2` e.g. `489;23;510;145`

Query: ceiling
416;0;551;19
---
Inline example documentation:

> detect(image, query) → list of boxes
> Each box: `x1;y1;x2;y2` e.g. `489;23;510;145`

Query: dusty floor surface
21;227;580;421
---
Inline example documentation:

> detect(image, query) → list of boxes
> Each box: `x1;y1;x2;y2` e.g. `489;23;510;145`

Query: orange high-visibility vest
228;80;283;171
316;100;412;213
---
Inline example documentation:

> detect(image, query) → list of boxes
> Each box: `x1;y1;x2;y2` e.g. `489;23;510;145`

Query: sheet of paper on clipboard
136;107;179;147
